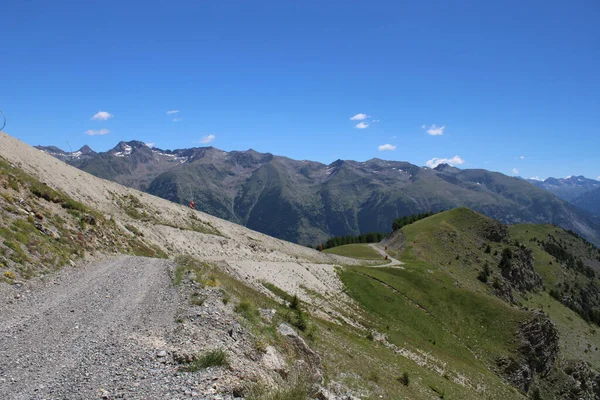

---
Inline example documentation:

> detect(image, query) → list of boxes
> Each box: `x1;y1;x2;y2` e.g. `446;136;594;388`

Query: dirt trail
368;243;403;267
0;256;184;400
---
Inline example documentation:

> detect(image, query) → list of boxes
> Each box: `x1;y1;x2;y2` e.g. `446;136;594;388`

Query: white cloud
172;117;182;122
166;110;180;115
520;156;525;159
597;176;600;181
512;168;519;175
424;124;445;136
200;134;215;144
378;144;396;151
372;119;380;123
425;155;465;168
390;135;397;139
350;113;368;121
145;142;155;148
91;111;113;121
530;176;543;181
355;122;369;129
84;128;110;136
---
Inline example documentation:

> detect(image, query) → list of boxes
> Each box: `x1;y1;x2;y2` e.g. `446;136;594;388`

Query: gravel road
0;256;184;399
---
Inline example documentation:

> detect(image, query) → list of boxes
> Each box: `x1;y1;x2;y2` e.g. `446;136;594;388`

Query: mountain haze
528;176;600;202
37;141;600;246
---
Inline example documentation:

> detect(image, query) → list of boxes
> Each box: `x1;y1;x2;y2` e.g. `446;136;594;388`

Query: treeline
550;281;600;326
540;235;600;326
319;210;441;250
320;232;387;250
392;211;440;231
541;238;595;278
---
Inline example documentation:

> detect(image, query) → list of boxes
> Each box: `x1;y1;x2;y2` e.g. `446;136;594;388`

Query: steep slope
573;186;600;217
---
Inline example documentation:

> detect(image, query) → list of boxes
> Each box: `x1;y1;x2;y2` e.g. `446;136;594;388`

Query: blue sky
2;0;599;180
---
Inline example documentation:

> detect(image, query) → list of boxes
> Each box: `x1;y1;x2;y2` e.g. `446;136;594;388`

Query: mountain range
37;141;600;246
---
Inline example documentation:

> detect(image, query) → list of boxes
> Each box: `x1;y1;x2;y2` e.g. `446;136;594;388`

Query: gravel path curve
0;256;183;400
368;244;404;267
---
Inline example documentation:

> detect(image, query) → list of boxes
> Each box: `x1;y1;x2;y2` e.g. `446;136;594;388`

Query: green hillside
334;208;600;399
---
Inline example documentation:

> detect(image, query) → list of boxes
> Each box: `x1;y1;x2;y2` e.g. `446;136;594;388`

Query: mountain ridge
36;140;600;246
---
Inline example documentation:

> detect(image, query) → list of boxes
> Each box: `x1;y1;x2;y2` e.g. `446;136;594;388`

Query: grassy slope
323;244;383;260
333;209;531;399
336;208;600;399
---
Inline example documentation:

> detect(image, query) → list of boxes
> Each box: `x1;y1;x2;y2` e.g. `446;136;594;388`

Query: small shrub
367;371;379;383
4;271;16;280
221;290;231;305
477;263;491;283
397;371;409;386
290;294;300;310
484;244;491;253
366;331;374;341
180;349;228;372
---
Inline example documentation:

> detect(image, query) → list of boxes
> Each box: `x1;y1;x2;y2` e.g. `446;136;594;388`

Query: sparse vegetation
246;373;315;400
179;349;228;371
235;298;260;323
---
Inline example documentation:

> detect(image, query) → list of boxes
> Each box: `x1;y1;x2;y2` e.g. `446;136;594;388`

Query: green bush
397;371;409;386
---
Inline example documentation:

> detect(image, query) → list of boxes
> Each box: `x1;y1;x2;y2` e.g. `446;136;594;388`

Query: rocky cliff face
561;360;600;400
498;311;559;392
501;247;545;293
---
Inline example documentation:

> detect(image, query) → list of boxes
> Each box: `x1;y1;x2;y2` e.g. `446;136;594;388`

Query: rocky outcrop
518;311;559;377
500;247;544;293
561;360;600;400
498;311;559;392
277;323;322;382
478;219;509;243
382;229;406;252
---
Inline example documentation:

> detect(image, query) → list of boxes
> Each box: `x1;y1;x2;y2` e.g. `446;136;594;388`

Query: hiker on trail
189;200;195;210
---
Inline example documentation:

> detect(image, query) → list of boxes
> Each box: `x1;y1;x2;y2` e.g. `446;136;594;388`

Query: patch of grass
180;349;229;371
173;255;209;285
128;238;167;258
4;239;30;264
246;374;315;400
124;224;143;236
262;281;294;303
323;244;384;260
235;298;260;323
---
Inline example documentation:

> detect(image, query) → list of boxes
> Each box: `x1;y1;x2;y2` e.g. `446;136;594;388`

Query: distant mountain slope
38;141;600;246
573;186;600;217
528;175;600;202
